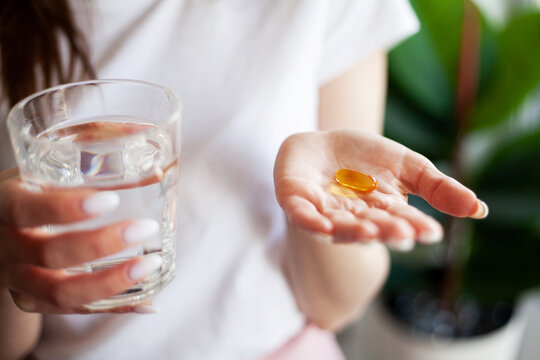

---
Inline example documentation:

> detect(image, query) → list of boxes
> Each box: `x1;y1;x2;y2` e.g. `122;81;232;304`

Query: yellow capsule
335;168;378;193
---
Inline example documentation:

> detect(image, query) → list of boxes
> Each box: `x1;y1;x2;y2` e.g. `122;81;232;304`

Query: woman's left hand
274;129;487;251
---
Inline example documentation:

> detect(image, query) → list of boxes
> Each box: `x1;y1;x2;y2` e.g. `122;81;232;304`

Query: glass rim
7;78;183;130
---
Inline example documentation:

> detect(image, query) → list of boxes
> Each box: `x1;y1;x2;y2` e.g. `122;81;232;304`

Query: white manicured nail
82;192;120;215
418;229;443;244
124;219;160;244
387;238;415;252
470;200;489;219
312;233;334;243
129;254;163;281
133;305;160;314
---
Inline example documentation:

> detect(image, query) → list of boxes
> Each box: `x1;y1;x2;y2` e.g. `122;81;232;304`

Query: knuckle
419;154;433;167
88;235;111;259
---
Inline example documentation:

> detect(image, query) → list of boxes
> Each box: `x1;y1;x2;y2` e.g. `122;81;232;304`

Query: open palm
274;130;486;250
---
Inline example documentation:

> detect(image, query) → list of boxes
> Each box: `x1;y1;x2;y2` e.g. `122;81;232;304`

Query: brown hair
0;0;95;106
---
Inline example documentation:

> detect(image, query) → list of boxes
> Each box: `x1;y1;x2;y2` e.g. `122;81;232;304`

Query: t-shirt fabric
0;0;418;359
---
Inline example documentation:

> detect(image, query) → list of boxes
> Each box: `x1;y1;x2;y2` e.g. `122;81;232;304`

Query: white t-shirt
0;0;418;359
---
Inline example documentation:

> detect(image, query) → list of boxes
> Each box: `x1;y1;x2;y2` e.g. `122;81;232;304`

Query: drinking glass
7;79;181;310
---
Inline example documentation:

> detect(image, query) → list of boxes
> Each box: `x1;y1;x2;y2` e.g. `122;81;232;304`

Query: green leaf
479;192;540;226
474;127;540;226
470;12;540;130
477;14;499;97
389;29;454;120
384;86;453;160
410;0;465;87
463;127;540;302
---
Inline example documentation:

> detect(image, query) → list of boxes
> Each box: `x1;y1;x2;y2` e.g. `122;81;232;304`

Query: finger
0;178;120;227
354;208;416;251
0;167;19;181
385;204;443;244
6;255;163;309
132;303;160;314
401;154;488;218
4;219;159;268
354;208;415;240
281;195;333;234
324;209;379;243
11;291;155;314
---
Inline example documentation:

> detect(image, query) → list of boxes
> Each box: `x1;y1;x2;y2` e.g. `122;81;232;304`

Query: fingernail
83;192;120;215
129;254;163;281
312;233;334;243
133;305;160;314
470;200;489;219
387;238;415;252
418;229;443;244
124;219;160;244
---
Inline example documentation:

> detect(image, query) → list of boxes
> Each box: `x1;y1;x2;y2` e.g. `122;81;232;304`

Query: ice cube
80;147;123;181
28;138;83;186
123;129;172;179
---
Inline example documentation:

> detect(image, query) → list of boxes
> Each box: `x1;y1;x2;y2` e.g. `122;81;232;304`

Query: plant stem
440;0;481;309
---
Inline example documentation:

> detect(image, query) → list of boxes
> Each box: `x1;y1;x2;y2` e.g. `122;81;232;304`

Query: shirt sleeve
318;0;419;85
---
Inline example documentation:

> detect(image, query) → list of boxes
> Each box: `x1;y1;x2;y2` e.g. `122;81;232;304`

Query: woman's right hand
0;168;161;314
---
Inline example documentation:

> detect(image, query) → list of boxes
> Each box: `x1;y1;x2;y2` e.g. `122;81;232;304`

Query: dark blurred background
339;0;540;358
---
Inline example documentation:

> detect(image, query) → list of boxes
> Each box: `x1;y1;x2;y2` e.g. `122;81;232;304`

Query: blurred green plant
384;0;540;316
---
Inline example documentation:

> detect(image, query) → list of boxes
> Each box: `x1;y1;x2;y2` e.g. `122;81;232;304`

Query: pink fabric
262;324;345;360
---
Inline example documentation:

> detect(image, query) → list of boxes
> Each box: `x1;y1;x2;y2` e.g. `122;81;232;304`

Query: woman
0;0;487;359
